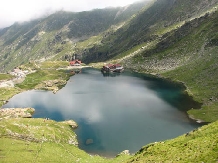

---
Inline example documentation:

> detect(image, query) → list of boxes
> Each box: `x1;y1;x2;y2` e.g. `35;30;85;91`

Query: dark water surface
3;68;201;157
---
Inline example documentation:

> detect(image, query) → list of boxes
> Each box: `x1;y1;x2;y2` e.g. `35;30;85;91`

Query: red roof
104;63;121;69
70;60;82;65
115;64;121;67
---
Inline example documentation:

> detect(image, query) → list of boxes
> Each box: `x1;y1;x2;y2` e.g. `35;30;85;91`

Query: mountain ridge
82;0;218;63
0;0;150;72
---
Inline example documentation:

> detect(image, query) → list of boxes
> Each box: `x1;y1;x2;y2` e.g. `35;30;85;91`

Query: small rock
86;139;93;145
62;120;78;129
68;139;78;146
121;150;130;155
116;150;130;157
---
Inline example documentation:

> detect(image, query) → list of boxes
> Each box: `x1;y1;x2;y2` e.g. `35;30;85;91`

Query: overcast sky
0;0;142;29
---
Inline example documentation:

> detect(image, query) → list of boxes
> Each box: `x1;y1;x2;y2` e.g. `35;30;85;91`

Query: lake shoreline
93;66;207;124
0;65;207;126
2;67;203;157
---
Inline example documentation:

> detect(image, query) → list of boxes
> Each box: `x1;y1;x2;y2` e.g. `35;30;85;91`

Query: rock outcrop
0;108;35;119
61;120;78;129
116;150;130;157
35;79;67;93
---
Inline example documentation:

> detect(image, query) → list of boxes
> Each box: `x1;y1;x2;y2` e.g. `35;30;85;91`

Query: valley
0;0;218;162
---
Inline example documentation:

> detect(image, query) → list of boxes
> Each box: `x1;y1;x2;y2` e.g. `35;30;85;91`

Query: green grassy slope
109;7;217;122
83;1;218;122
0;118;107;163
151;11;218;122
0;117;217;162
0;61;71;107
16;61;71;90
125;120;218;162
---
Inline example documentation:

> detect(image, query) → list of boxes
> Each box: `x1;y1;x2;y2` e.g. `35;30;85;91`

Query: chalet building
101;63;124;73
70;60;82;66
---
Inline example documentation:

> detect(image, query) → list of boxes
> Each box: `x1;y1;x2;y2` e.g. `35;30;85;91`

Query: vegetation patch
16;61;72;91
0;61;72;107
0;87;22;107
0;74;13;81
39;61;69;69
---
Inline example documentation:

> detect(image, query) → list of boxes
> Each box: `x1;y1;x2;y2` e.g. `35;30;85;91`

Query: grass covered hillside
0;117;106;163
125;120;218;162
83;0;218;122
0;109;217;162
0;113;217;162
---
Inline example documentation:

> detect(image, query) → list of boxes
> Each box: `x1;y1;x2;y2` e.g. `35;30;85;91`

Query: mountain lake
3;68;202;157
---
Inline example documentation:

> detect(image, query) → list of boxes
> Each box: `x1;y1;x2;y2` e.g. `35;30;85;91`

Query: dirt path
0;68;36;88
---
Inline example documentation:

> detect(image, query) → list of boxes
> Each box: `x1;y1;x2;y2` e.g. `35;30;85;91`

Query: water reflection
3;68;201;157
101;71;121;77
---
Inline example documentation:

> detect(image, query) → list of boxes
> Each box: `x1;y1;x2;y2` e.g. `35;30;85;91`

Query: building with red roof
70;60;82;66
101;63;124;73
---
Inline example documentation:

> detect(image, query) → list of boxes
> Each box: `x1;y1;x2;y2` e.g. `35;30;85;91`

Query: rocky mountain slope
85;0;218;122
81;0;218;62
0;0;150;72
124;9;218;122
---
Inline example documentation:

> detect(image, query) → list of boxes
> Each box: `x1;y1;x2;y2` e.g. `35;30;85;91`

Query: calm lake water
3;68;202;157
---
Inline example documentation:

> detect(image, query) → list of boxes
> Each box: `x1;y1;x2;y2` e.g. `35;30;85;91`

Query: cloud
0;0;141;28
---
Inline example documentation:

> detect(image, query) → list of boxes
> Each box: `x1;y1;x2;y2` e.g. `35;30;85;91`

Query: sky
0;0;141;29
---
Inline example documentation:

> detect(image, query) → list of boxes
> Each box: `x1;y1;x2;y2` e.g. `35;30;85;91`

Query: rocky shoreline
0;108;35;119
35;79;67;93
0;107;78;129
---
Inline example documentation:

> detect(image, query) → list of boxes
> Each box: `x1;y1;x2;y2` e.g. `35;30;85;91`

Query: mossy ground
0;74;13;80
